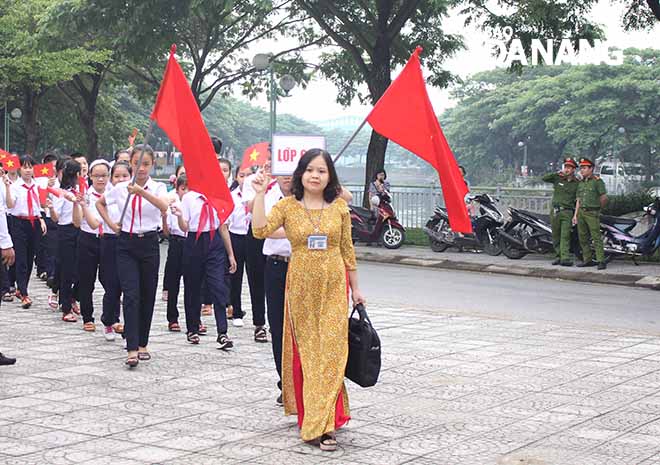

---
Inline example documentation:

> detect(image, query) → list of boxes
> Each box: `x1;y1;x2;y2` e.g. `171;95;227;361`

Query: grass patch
404;227;429;246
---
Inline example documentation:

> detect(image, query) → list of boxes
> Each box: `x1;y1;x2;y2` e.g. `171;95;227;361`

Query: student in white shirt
0;165;16;366
34;153;59;281
96;145;168;368
0;169;18;303
4;155;47;309
162;174;189;332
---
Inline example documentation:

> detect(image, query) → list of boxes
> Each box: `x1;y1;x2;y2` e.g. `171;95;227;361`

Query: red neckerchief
21;183;39;226
129;185;147;236
91;191;103;236
78;176;88;196
196;194;216;242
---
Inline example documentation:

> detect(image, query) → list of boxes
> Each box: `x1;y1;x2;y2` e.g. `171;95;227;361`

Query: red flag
34;163;55;178
240;142;270;170
150;44;234;222
366;47;471;233
38;187;49;205
0;153;20;172
78;176;87;195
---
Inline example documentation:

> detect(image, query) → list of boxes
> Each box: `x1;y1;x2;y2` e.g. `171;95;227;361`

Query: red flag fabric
366;47;472;233
34;163;55;178
150;44;234;223
0;153;20;172
38;187;49;206
240;142;270;170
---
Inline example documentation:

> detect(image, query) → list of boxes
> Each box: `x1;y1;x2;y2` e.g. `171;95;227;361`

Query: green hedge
602;191;655;216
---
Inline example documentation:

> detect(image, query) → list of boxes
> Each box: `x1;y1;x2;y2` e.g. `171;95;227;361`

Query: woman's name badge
308;235;328;250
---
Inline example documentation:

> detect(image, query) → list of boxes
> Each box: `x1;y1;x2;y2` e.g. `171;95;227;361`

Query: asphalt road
357;262;660;334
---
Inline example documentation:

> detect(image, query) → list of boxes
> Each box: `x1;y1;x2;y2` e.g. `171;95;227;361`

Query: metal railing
344;184;553;229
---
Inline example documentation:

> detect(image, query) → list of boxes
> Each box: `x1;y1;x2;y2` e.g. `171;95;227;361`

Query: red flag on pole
150;44;234;222
366;47;472;233
240;142;270;170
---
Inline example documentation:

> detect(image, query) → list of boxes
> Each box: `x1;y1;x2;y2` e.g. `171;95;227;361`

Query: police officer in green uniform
542;158;578;266
572;158;608;270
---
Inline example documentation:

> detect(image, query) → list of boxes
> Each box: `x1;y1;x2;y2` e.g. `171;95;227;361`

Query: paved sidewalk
1;270;660;464
355;245;660;290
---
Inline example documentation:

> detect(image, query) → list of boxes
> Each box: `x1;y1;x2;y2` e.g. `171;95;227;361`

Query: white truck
596;159;644;195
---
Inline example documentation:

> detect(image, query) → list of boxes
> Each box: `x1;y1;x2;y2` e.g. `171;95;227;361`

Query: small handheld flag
34;163;55;178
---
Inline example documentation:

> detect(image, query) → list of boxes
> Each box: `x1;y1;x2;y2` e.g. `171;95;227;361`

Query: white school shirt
101;185;121;235
180;190;220;233
262;183;292;257
104;178;166;234
167;200;186;237
81;189;106;236
0;187;13;249
8;178;41;218
53;189;76;226
227;187;250;235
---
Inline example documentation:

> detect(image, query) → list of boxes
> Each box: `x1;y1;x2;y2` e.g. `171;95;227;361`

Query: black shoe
576;261;596;268
597;262;607;270
254;326;268;343
560;261;574;267
0;353;17;365
551;258;561;266
276;393;283;405
217;333;233;350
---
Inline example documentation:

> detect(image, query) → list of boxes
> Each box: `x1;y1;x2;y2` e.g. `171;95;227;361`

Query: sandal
137;351;151;361
112;323;124;334
168;322;181;332
20;296;32;309
62;313;77;323
71;300;80;315
319;434;337;452
48;294;58;309
2;292;14;302
125;356;138;368
186;332;200;344
83;322;96;332
198;323;207;334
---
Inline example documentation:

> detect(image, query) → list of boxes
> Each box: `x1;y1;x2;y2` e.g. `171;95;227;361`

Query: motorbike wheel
427;219;450;252
381;225;405;249
482;229;502;256
499;235;527;259
430;239;449;252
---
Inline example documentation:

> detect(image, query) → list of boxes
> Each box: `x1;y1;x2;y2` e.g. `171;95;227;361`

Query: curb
355;251;660;291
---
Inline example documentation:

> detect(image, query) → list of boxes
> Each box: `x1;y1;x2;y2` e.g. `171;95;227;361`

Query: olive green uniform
576;176;607;263
542;172;578;261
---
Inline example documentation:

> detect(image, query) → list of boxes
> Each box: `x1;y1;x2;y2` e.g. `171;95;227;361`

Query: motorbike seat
518;209;550;224
351;206;375;221
600;214;636;232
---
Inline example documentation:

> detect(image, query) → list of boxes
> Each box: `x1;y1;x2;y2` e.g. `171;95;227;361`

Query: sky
238;1;659;124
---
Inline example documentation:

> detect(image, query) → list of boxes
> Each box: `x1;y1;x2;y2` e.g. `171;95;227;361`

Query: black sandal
319;434;337;451
137;351;151;361
187;332;200;344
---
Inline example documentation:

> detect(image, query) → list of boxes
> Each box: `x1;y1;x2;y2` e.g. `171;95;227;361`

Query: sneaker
560;261;574;267
551;258;561;266
103;326;115;341
233;318;244;328
276;393;283;405
217;333;234;350
48;293;58;310
161;290;168;302
0;352;16;366
254;326;268;343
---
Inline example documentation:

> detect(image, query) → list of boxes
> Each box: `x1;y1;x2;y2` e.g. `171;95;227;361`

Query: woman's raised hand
252;172;271;194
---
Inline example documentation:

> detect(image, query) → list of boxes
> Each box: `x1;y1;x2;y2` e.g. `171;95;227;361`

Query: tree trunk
81;111;99;161
23;88;41;156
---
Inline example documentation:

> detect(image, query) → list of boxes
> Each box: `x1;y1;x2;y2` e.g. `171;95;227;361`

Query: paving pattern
1;262;660;464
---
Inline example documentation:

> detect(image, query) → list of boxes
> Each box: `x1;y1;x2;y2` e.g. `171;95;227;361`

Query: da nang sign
271;134;327;176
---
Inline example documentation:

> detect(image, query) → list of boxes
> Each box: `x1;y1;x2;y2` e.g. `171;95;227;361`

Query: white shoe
233;318;244;327
103;326;115;341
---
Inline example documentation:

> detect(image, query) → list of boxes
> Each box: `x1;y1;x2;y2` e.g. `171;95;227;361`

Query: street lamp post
252;53;296;143
517;140;528;177
3;104;22;152
614;126;626;194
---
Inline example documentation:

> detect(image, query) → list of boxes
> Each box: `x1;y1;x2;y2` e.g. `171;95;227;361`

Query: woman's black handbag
346;304;381;387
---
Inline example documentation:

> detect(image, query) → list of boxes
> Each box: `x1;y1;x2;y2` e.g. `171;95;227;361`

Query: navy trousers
265;257;288;390
163;235;185;324
77;231;101;323
9;216;41;296
116;232;160;352
229;232;247;319
99;234;121;327
57;224;78;313
183;231;229;335
245;225;266;326
45;218;58;280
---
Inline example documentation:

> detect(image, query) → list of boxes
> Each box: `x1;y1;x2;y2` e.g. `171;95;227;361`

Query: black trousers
99;235;121;327
163;235;185;324
78;231;101;323
183;231;229;335
0;260;15;294
35;214;49;275
9;216;41;296
245;225;266;326
229;232;247;318
265;257;288;390
57;224;79;313
45;218;58;279
117;232;160;352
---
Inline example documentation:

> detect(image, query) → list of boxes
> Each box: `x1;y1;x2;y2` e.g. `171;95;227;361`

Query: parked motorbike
423;193;504;255
350;194;406;249
498;207;581;259
601;197;660;262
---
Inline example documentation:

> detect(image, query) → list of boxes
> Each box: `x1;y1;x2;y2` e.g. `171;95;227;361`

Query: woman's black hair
114;149;130;162
130;144;155;162
218;157;231;172
56;155;71;173
291;149;340;203
211;136;223;155
70;152;87;162
372;168;387;181
459;165;466;175
175;164;185;177
42;152;58;164
19;155;37;168
60;160;82;190
111;161;132;178
175;174;188;190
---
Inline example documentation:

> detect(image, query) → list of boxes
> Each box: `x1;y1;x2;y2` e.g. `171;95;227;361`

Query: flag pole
332;117;368;164
118;120;156;227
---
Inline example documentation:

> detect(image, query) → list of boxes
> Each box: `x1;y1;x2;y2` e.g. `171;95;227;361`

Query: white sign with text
271;134;327;176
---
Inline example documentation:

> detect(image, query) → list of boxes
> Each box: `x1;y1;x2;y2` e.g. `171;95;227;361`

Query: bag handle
350;303;372;325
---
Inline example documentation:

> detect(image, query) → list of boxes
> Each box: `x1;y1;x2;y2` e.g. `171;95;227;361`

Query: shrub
602;191;655;216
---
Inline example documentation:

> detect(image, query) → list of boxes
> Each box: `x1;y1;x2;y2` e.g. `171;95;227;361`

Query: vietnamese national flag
240;142;270;170
150;45;234;222
0;150;20;172
34;163;55;178
366;47;471;233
